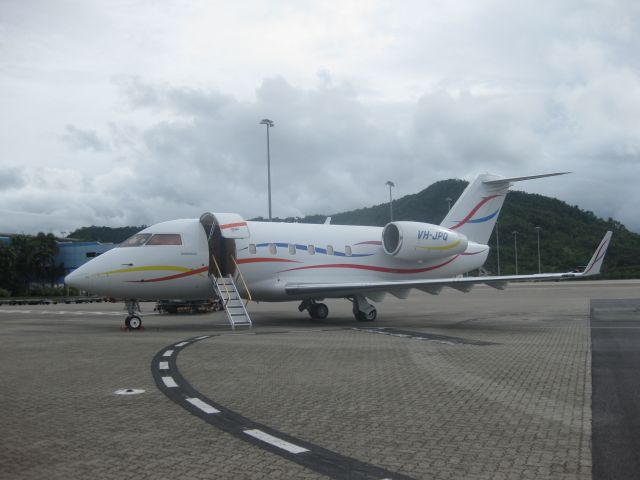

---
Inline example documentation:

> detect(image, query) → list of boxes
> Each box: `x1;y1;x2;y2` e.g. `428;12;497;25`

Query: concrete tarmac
591;298;640;480
1;280;639;479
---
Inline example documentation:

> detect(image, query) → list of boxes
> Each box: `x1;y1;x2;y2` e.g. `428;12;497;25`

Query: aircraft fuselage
65;218;489;302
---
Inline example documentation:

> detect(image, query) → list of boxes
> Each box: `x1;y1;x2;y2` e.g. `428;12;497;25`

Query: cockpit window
119;233;152;247
146;234;182;246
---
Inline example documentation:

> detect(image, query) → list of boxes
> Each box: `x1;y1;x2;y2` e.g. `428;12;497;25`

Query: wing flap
284;271;579;297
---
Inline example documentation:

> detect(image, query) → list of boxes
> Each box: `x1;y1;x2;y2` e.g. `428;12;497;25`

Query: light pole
536;226;541;274
386;181;395;221
446;197;452;211
496;223;501;275
259;118;275;221
512;230;519;275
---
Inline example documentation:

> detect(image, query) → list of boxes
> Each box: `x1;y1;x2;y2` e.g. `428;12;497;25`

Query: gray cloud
0;167;26;190
62;125;110;152
1;1;639;235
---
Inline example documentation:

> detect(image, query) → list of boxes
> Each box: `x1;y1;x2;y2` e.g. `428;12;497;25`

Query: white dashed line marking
175;341;189;347
162;350;174;357
159;362;169;370
195;336;209;340
162;376;178;388
186;398;220;414
243;429;309;454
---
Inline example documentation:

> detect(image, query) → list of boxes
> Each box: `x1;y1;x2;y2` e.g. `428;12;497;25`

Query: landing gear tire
351;295;377;322
308;303;329;320
125;315;142;330
355;308;377;322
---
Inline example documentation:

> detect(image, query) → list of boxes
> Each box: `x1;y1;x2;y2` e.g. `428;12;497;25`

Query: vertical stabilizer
441;172;570;244
441;174;509;245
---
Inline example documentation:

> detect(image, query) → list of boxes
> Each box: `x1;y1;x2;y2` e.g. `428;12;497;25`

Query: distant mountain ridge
70;179;640;278
68;225;146;244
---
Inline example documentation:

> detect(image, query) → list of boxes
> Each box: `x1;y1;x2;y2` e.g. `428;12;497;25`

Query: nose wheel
125;315;143;330
123;300;143;330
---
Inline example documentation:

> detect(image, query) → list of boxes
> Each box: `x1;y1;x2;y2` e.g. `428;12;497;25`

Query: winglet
581;231;613;276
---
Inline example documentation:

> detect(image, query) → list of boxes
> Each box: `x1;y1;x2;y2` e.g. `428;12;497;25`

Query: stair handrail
211;254;232;304
232;257;252;305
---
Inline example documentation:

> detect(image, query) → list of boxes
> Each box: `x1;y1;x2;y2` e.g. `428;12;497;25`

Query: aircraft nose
64;265;93;290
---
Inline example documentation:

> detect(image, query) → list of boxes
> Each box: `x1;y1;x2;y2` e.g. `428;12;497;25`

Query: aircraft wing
284;231;613;299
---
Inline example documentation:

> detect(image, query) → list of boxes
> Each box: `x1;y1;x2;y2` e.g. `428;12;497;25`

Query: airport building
0;234;115;282
56;241;115;277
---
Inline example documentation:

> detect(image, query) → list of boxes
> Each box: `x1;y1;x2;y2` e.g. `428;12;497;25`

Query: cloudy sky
1;0;639;235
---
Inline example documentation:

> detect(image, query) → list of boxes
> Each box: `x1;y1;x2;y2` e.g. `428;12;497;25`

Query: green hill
68;225;146;244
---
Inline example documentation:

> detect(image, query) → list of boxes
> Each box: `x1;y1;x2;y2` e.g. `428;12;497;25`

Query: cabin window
269;243;277;255
308;245;315;255
249;244;256;254
119;233;152;247
146;234;183;246
86;252;100;258
289;244;296;255
326;245;334;256
345;245;352;257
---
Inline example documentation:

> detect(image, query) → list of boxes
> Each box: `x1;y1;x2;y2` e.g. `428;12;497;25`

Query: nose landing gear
124;300;144;330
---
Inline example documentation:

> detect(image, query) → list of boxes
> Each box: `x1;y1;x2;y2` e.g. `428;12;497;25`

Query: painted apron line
151;334;415;480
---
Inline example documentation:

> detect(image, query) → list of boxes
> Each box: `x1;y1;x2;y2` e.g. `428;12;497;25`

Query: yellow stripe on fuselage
414;239;462;251
102;265;192;276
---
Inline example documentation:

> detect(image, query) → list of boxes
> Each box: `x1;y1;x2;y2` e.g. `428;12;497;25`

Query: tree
0;244;17;293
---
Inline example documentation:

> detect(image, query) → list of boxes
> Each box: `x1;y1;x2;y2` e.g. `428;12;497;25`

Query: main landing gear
298;299;329;320
351;295;377;322
124;299;143;330
299;296;377;322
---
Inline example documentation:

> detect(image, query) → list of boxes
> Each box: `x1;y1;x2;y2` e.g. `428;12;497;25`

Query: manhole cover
114;388;145;395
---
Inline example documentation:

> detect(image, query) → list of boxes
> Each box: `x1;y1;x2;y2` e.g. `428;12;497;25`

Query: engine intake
382;221;468;261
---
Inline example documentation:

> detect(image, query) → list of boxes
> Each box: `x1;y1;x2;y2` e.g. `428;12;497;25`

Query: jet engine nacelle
382;221;468;261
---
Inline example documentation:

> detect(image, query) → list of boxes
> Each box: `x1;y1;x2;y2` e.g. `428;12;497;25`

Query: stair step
209;274;252;329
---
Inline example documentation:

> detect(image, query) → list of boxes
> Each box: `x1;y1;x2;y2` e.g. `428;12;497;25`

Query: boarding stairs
209;270;252;329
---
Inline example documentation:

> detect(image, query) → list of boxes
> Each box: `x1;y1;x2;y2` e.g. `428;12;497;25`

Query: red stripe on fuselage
220;221;247;230
277;256;459;274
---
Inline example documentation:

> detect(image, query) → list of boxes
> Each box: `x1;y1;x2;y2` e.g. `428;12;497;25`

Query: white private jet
65;172;612;329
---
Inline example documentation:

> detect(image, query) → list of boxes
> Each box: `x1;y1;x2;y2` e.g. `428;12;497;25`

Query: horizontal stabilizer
482;172;571;186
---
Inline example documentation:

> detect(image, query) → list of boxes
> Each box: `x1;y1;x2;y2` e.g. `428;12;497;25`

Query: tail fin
581;231;613;276
441;172;570;244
